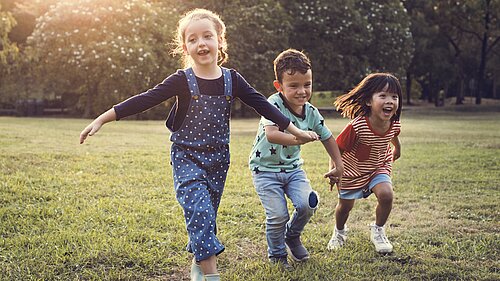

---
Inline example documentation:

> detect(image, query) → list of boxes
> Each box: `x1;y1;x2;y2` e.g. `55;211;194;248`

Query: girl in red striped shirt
325;73;402;253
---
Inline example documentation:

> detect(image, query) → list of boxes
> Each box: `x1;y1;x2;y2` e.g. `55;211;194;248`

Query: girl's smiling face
367;84;399;122
183;18;221;67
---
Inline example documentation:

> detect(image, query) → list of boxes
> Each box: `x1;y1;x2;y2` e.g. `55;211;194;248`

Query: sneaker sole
285;244;310;262
327;243;342;251
375;248;393;254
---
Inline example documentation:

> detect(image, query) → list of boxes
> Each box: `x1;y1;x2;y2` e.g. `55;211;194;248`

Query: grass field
0;108;499;280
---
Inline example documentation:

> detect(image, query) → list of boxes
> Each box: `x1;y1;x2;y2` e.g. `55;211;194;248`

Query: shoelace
373;229;390;244
335;232;346;244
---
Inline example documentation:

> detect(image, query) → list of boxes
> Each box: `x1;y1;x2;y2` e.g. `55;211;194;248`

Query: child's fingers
329;178;340;191
327;176;339;186
312;132;320;140
306;131;319;141
79;127;91;144
80;124;100;144
324;170;337;178
88;124;102;137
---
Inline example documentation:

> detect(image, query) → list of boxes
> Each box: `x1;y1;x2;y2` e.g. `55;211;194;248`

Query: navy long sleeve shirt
113;69;290;132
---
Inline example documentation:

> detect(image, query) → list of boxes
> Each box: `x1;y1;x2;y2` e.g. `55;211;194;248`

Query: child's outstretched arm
322;136;344;190
391;135;401;161
264;124;319;145
283;122;319;144
79;108;117;144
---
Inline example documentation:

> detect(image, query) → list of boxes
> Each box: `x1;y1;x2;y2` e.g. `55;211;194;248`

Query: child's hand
79;121;103;144
393;147;401;161
295;130;319;144
324;168;343;191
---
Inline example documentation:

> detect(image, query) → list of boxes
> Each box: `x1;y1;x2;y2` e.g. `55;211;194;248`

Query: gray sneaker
327;226;348;251
370;223;393;253
285;236;310;261
269;256;293;271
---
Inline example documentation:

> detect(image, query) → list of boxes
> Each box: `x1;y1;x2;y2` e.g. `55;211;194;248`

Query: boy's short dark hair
274;49;312;83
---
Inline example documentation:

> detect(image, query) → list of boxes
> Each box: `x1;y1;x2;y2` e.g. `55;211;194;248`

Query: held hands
324;167;343;191
79;120;103;144
294;130;319;145
393;147;401;161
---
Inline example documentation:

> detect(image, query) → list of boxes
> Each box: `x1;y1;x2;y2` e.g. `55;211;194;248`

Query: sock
204;273;221;281
336;225;346;234
190;260;203;281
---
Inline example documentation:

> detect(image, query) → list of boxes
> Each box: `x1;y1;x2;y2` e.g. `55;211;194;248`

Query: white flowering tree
283;0;369;90
357;0;414;78
27;0;178;117
222;0;291;95
282;0;414;91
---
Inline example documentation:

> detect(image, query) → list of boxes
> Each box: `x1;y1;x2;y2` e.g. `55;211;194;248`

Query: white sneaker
327;226;348;250
370;223;393;253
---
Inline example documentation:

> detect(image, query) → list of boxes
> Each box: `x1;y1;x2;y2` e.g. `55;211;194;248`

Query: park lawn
0;109;499;280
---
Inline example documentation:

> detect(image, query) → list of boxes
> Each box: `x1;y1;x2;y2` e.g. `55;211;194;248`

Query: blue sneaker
285;236;310;261
269;256;293;271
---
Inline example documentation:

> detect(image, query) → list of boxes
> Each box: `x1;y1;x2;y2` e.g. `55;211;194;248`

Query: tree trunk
406;71;412;105
475;0;492;105
428;72;434;103
83;83;97;118
456;79;464;105
475;33;487;105
493;75;497;99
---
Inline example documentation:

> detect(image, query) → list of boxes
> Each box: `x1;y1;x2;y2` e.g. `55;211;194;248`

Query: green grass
0;109;499;280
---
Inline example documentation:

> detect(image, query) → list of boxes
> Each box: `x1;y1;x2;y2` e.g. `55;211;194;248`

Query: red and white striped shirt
336;116;401;190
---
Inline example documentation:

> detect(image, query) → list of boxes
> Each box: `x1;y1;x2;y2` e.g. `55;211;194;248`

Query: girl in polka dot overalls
79;8;318;281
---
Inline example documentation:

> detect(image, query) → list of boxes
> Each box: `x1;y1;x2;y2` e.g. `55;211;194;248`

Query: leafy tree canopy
26;0;178;117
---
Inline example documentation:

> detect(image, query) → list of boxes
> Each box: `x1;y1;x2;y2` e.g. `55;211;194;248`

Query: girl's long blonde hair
334;73;403;121
172;8;228;68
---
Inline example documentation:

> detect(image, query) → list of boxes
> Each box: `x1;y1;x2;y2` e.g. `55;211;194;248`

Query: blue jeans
252;169;319;258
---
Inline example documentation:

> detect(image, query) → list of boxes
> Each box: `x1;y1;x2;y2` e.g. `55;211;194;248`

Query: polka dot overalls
170;67;232;262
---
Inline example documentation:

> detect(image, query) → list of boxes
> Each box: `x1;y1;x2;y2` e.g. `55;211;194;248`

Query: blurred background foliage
0;0;498;118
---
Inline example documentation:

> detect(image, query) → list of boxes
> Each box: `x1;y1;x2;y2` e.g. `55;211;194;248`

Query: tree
357;0;414;78
0;3;19;105
1;0;60;45
404;1;457;106
282;0;368;91
0;3;18;71
282;0;414;93
433;0;500;104
26;0;178;117
222;1;291;116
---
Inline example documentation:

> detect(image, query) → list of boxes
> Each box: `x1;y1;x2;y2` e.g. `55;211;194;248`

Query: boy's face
273;69;312;114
